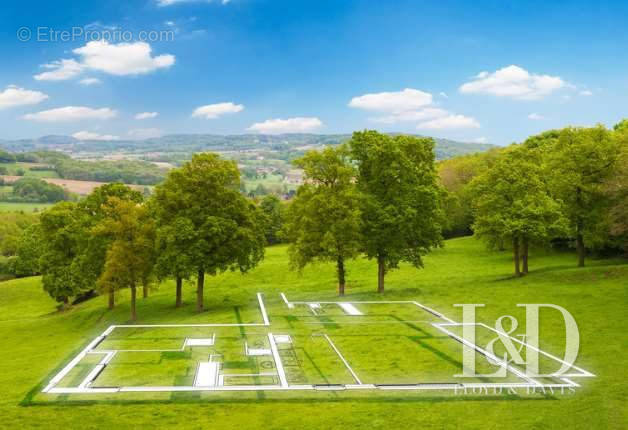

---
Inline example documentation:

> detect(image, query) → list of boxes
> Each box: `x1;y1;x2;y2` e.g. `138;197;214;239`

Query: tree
283;146;362;296
151;153;266;312
607;120;628;253
471;145;567;276
38;202;86;307
76;183;144;309
349;131;444;293
260;194;283;245
96;198;156;322
544;126;619;266
12;224;42;277
153;216;197;307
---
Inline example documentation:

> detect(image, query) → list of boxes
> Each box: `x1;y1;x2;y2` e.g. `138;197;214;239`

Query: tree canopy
349;130;444;292
284;146;362;295
151;153;266;311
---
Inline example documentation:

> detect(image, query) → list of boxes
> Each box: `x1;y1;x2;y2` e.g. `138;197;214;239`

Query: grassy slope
0;237;626;429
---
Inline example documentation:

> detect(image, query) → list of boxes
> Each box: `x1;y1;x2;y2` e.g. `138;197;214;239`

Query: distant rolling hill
0;133;496;161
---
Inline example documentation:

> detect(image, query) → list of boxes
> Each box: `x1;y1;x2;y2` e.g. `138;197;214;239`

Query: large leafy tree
96;198;156;322
38;202;86;306
471;145;567;276
12;224;43;277
349;131;443;293
607;120;628;253
76;183;144;308
284;146;362;296
151;153;266;312
260;194;283;245
544;126;620;266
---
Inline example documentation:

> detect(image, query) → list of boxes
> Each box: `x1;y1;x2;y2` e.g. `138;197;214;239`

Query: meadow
0;237;625;429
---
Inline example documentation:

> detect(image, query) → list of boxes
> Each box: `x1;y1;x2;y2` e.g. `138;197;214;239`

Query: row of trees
443;121;627;275
284;131;444;295
25;154;266;321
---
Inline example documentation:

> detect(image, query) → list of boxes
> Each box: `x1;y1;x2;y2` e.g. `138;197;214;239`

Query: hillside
0;237;625;428
0;133;496;161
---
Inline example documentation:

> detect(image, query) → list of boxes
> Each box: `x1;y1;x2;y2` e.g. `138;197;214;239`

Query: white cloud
371;107;448;124
128;128;164;140
349;88;479;129
459;65;566;100
22;106;117;122
579;90;593;96
135;111;159;120
348;88;433;112
528;113;545;120
247;117;323;134
157;0;231;6
72;131;119;141
473;137;488;144
192;102;244;119
34;59;84;81
0;85;48;109
34;41;175;81
74;41;175;76
439;92;448;98
417;114;480;130
79;78;102;86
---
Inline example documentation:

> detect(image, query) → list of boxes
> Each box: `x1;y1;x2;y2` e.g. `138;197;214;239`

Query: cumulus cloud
348;88;433;112
579;89;593;96
135;111;159;120
0;85;48;109
22;106;117;122
459;65;566;100
34;41;175;81
74;41;175;76
128;128;164;139
79;78;102;86
34;59;84;81
192;102;244;119
247;117;323;134
528;113;545;120
72;131;119;141
417;114;480;130
349;88;479;129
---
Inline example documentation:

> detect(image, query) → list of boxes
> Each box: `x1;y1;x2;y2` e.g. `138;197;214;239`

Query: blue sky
1;0;627;145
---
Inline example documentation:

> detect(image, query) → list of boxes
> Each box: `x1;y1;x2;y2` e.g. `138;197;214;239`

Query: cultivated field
0;237;625;429
0;176;147;195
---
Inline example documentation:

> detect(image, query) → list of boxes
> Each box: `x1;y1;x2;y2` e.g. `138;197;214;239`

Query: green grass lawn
0;202;53;213
1;162;59;178
0;237;626;429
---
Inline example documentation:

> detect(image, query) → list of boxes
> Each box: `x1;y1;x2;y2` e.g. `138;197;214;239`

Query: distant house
284;170;303;185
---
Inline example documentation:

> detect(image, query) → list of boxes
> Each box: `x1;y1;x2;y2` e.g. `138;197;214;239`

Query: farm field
0;237;625;429
0;201;53;212
0;175;148;196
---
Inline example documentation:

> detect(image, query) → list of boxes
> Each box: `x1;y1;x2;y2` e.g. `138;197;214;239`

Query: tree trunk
377;255;385;293
521;236;529;275
513;236;521;277
576;230;585;267
175;276;183;308
108;287;115;310
62;296;69;310
337;255;346;296
197;269;205;312
142;281;148;299
130;285;137;322
575;187;585;267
